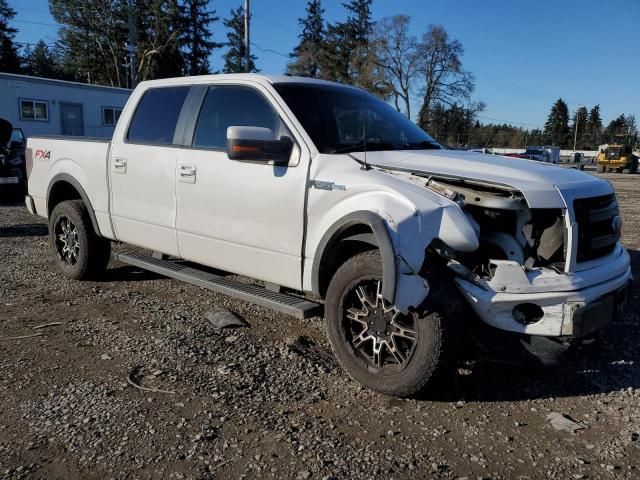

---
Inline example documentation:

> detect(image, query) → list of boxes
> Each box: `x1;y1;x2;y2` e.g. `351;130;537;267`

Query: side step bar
115;251;323;320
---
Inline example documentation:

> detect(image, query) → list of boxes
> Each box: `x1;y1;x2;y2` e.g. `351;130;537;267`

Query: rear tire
48;200;111;280
325;250;451;397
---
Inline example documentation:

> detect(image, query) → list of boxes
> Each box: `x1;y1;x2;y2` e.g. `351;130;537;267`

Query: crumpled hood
351;149;613;208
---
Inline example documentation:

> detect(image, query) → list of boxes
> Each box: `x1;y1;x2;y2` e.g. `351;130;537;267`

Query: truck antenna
361;87;370;170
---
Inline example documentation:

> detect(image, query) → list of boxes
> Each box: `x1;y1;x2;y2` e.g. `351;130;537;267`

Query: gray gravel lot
1;172;640;479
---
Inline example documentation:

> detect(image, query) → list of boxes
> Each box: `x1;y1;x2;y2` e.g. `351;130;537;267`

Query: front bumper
455;246;632;337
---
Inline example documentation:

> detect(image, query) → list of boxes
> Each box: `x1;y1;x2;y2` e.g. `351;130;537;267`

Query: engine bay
418;174;566;279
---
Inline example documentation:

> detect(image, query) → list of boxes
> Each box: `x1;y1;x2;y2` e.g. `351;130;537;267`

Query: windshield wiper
329;141;399;154
405;140;441;150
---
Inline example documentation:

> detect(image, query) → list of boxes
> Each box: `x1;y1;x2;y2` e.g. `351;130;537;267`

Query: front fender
307;187;478;313
311;210;397;303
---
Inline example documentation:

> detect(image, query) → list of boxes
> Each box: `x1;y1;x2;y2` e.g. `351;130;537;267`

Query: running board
115;250;323;320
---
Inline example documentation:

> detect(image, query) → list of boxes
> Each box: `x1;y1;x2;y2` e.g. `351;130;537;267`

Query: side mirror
226;126;293;163
9;140;24;150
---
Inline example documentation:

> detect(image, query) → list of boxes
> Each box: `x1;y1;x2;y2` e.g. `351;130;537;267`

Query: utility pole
127;0;137;88
244;0;250;73
573;104;584;151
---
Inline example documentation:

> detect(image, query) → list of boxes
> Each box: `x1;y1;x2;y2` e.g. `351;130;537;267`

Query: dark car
0;118;27;197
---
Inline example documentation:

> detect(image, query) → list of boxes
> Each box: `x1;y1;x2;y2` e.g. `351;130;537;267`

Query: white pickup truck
25;74;631;397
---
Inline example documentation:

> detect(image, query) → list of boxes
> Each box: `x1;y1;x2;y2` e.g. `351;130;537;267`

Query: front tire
325;251;449;397
48;200;111;280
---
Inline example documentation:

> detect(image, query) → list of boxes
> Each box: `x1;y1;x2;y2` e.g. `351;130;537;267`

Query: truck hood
351;150;613;208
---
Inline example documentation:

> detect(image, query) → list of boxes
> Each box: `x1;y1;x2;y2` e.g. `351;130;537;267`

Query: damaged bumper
454;245;632;338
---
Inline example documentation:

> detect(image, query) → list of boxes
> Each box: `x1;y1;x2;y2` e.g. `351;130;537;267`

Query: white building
0;73;131;138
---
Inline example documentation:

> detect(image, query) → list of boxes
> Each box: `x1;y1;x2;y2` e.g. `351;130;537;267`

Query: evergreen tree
181;0;222;75
569;105;588;150
543;98;570;147
51;0;129;86
586;104;603;148
287;0;324;78
603;114;628;143
320;0;387;96
135;0;184;81
0;0;21;73
222;6;257;73
24;40;65;79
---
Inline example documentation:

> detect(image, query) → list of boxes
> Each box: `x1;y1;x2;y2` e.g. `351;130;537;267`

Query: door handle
178;164;196;183
113;157;127;174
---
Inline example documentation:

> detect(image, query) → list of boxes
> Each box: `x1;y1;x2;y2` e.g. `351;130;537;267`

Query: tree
287;0;325;78
320;0;388;96
222;6;257;73
375;15;418;118
569;105;588;150
603;114;632;144
23;40;65;79
415;25;474;131
0;0;21;73
135;0;184;81
586;104;603;148
51;0;129;86
543;98;569;147
181;0;222;75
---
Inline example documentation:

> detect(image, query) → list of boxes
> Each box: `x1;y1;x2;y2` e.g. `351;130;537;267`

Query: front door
60;102;84;136
175;84;308;289
109;86;190;256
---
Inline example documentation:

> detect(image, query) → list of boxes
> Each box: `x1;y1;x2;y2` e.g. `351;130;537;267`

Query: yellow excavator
596;134;638;174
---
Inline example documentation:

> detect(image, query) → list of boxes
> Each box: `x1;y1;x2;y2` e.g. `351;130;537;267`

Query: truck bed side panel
27;136;115;239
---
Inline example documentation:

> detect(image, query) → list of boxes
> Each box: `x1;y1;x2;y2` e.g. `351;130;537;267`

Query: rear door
109;85;190;256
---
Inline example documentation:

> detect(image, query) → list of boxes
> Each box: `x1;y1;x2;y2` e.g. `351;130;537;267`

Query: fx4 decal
34;149;51;160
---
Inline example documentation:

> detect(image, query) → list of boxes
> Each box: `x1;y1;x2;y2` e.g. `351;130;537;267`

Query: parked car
24;75;631;397
0;118;27;196
468;147;494;155
504;147;559;164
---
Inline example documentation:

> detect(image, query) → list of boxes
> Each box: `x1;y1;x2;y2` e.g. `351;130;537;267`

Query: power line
12;19;60;27
252;13;298;36
250;42;289;59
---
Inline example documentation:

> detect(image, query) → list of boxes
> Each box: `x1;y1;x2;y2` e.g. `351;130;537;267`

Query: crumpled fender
310;185;479;313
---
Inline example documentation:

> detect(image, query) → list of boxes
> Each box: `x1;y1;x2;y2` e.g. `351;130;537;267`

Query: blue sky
9;0;640;128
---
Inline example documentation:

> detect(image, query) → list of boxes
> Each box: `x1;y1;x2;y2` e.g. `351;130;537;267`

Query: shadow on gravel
417;248;640;404
0;223;48;237
0;194;25;207
96;265;166;283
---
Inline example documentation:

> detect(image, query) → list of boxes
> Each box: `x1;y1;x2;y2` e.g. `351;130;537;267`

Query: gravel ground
1;172;639;479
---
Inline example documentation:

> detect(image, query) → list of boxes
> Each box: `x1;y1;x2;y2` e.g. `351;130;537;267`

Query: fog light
512;303;544;325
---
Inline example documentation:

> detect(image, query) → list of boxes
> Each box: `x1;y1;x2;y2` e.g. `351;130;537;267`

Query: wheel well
317;224;379;298
47;180;82;217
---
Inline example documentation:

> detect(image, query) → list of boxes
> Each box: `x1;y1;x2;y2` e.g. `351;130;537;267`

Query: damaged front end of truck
387;166;632;365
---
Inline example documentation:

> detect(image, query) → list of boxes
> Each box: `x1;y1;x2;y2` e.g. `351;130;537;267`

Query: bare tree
375;15;418;118
415;25;474;131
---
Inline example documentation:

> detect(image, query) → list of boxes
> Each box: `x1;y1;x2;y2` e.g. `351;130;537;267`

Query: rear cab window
127;86;190;145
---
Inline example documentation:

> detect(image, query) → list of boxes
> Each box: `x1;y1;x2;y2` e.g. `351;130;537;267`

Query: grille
573;194;620;263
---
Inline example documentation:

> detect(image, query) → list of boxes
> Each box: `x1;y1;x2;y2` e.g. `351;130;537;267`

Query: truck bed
27;135;114;238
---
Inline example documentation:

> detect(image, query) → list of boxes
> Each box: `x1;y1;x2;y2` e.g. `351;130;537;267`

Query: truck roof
136;73;356;90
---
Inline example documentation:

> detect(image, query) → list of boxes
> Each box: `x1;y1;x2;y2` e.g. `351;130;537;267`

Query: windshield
274;82;441;154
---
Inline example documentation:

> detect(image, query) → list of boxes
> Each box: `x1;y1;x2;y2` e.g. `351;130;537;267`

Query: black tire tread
325;250;451;397
48;200;110;280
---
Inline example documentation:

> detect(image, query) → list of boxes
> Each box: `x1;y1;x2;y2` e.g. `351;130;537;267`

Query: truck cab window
127;86;189;145
193;86;287;149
